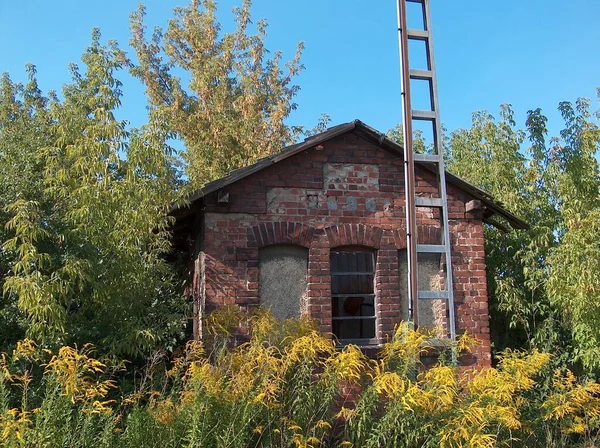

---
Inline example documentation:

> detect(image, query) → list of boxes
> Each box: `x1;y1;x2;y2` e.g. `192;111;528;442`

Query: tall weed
1;312;599;447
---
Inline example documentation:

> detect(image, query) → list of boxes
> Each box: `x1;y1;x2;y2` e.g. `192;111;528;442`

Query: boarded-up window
259;245;308;320
330;249;376;343
398;250;448;336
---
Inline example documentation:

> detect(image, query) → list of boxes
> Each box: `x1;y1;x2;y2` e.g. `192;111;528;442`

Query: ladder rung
418;291;449;300
412;110;437;120
407;29;429;40
415;197;443;207
410;69;433;80
417;244;446;253
413;153;441;163
406;0;425;3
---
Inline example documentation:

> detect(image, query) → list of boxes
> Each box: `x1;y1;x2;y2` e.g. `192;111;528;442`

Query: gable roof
176;120;528;230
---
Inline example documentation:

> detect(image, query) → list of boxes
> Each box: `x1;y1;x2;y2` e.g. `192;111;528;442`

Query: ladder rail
397;0;456;342
396;0;419;328
421;0;457;342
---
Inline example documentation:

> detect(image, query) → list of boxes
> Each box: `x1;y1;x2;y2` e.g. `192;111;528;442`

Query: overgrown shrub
1;312;599;447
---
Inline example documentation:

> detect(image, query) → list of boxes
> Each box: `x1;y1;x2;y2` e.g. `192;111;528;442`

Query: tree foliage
1;32;186;357
444;93;600;372
0;66;53;348
1;0;307;358
129;0;304;187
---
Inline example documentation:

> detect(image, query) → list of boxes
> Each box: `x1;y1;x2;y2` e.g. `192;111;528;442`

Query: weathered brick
193;131;494;368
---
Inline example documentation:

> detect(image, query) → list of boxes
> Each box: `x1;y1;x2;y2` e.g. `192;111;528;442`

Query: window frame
330;247;378;346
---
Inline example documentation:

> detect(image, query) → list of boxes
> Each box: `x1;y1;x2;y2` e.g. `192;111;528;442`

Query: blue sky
1;0;599;140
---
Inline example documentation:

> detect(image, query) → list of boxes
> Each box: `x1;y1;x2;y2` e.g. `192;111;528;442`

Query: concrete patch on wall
307;193;319;209
344;196;358;211
259;245;308;319
205;212;255;230
325;163;379;191
327;197;338;210
366;197;377;213
383;198;393;213
266;188;306;214
419;298;447;335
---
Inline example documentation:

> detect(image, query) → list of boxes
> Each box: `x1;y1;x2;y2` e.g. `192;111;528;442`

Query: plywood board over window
259;245;308;320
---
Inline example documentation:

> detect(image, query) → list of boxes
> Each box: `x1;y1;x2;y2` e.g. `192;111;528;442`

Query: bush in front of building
1;310;599;448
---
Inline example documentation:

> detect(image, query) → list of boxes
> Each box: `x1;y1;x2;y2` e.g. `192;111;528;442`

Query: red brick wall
198;131;491;367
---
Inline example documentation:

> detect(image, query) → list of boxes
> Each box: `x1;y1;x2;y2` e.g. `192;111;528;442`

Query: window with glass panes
330;249;376;343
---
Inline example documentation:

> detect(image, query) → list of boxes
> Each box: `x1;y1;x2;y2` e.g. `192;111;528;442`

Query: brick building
172;120;527;367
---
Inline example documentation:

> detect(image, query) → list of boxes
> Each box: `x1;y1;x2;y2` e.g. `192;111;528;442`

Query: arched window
259;245;308;319
330;248;376;344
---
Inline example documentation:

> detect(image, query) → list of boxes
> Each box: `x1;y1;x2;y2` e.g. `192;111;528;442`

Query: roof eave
171;120;530;230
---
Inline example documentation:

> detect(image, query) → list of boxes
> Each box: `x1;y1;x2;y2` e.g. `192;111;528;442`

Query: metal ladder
396;0;456;341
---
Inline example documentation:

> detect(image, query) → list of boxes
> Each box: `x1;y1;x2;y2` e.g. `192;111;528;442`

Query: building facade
173;121;527;368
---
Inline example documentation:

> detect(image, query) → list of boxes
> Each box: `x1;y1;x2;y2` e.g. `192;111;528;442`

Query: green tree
546;94;600;372
1;0;308;359
446;106;560;353
444;94;600;372
1;31;186;357
0;66;54;348
129;0;304;188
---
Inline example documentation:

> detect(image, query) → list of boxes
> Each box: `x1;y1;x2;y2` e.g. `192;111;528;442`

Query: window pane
330;253;339;273
357;252;366;272
349;252;357;273
365;252;374;271
336;276;351;294
359;274;374;293
331;251;375;274
332;296;375;317
333;318;376;340
359;275;367;294
338;253;347;272
331;275;339;295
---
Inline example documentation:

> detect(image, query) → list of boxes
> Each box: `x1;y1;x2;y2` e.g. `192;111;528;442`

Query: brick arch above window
325;223;384;249
248;222;316;249
393;225;443;250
